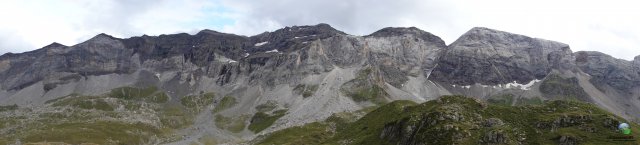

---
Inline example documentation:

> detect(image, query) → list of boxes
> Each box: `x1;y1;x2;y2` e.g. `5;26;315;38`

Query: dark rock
556;135;580;145
481;130;508;144
483;118;504;128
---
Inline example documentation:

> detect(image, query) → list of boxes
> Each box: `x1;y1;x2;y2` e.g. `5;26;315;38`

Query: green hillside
256;95;640;145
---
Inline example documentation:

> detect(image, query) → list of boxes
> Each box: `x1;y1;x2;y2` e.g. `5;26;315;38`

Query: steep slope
256;95;640;145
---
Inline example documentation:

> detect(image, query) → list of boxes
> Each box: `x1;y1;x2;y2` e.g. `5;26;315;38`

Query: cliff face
0;24;639;144
430;27;575;86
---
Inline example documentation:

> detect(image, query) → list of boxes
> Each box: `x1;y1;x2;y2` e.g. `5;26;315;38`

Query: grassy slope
257;95;640;145
0;87;206;144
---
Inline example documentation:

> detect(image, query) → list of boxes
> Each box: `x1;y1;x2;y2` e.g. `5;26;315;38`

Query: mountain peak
367;26;424;37
43;42;67;48
81;33;119;45
197;29;222;35
366;26;446;46
276;23;346;36
94;33;115;39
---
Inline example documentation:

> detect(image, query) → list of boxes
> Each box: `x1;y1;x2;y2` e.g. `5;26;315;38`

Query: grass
515;97;544;105
158;105;194;129
21;121;160;145
345;85;387;104
109;86;168;103
212;96;237;113
181;93;216;112
255;100;278;112
0;104;18;112
293;84;319;98
340;67;388;104
256;122;334;145
256;95;640;145
487;94;514;106
540;74;590;101
214;114;249;133
49;96;114;111
249;109;289;133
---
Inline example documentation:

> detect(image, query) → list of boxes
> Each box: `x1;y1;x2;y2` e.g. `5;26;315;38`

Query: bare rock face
575;51;640;94
430;27;574;86
633;55;640;72
364;27;446;87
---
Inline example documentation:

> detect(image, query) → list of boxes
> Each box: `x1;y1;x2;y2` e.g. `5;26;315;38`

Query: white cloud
1;0;639;60
218;0;640;60
0;0;226;54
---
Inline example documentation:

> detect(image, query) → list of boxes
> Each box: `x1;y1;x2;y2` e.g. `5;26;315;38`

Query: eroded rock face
364;27;446;87
575;51;640;94
430;27;574;86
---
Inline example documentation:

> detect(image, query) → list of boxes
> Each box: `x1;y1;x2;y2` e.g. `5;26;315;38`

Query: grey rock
431;27;574;86
483;118;504;128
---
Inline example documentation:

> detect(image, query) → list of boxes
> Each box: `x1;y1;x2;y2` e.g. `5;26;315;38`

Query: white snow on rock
294;35;316;39
244;53;250;57
254;41;269;46
266;49;279;53
452;79;541;90
504;79;541;90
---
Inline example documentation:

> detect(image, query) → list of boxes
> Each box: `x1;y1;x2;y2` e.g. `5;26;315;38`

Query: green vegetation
110;86;169;103
515;97;544;105
0;104;18;112
256;122;334;145
255;100;278;112
215;114;249;133
21;121;160;144
540;74;590;101
487;94;514;106
181;93;216;112
341;68;388;104
212;96;237;113
346;85;387;104
49;96;114;111
158;105;194;129
294;84;319;98
249;109;288;133
256;95;640;145
195;135;218;145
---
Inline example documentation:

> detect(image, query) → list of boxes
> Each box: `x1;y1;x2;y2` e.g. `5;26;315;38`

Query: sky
0;0;639;60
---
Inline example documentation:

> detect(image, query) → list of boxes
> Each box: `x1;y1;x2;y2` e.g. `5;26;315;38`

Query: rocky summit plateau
0;23;639;145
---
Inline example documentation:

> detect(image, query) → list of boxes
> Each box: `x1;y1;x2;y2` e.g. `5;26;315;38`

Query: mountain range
0;23;639;144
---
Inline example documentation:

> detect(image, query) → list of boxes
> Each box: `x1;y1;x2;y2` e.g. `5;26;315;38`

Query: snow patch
453;79;541;90
244;53;250;57
254;41;269;46
294;35;316;39
266;49;279;53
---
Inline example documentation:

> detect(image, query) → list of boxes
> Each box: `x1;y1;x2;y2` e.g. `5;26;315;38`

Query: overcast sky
1;0;639;60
